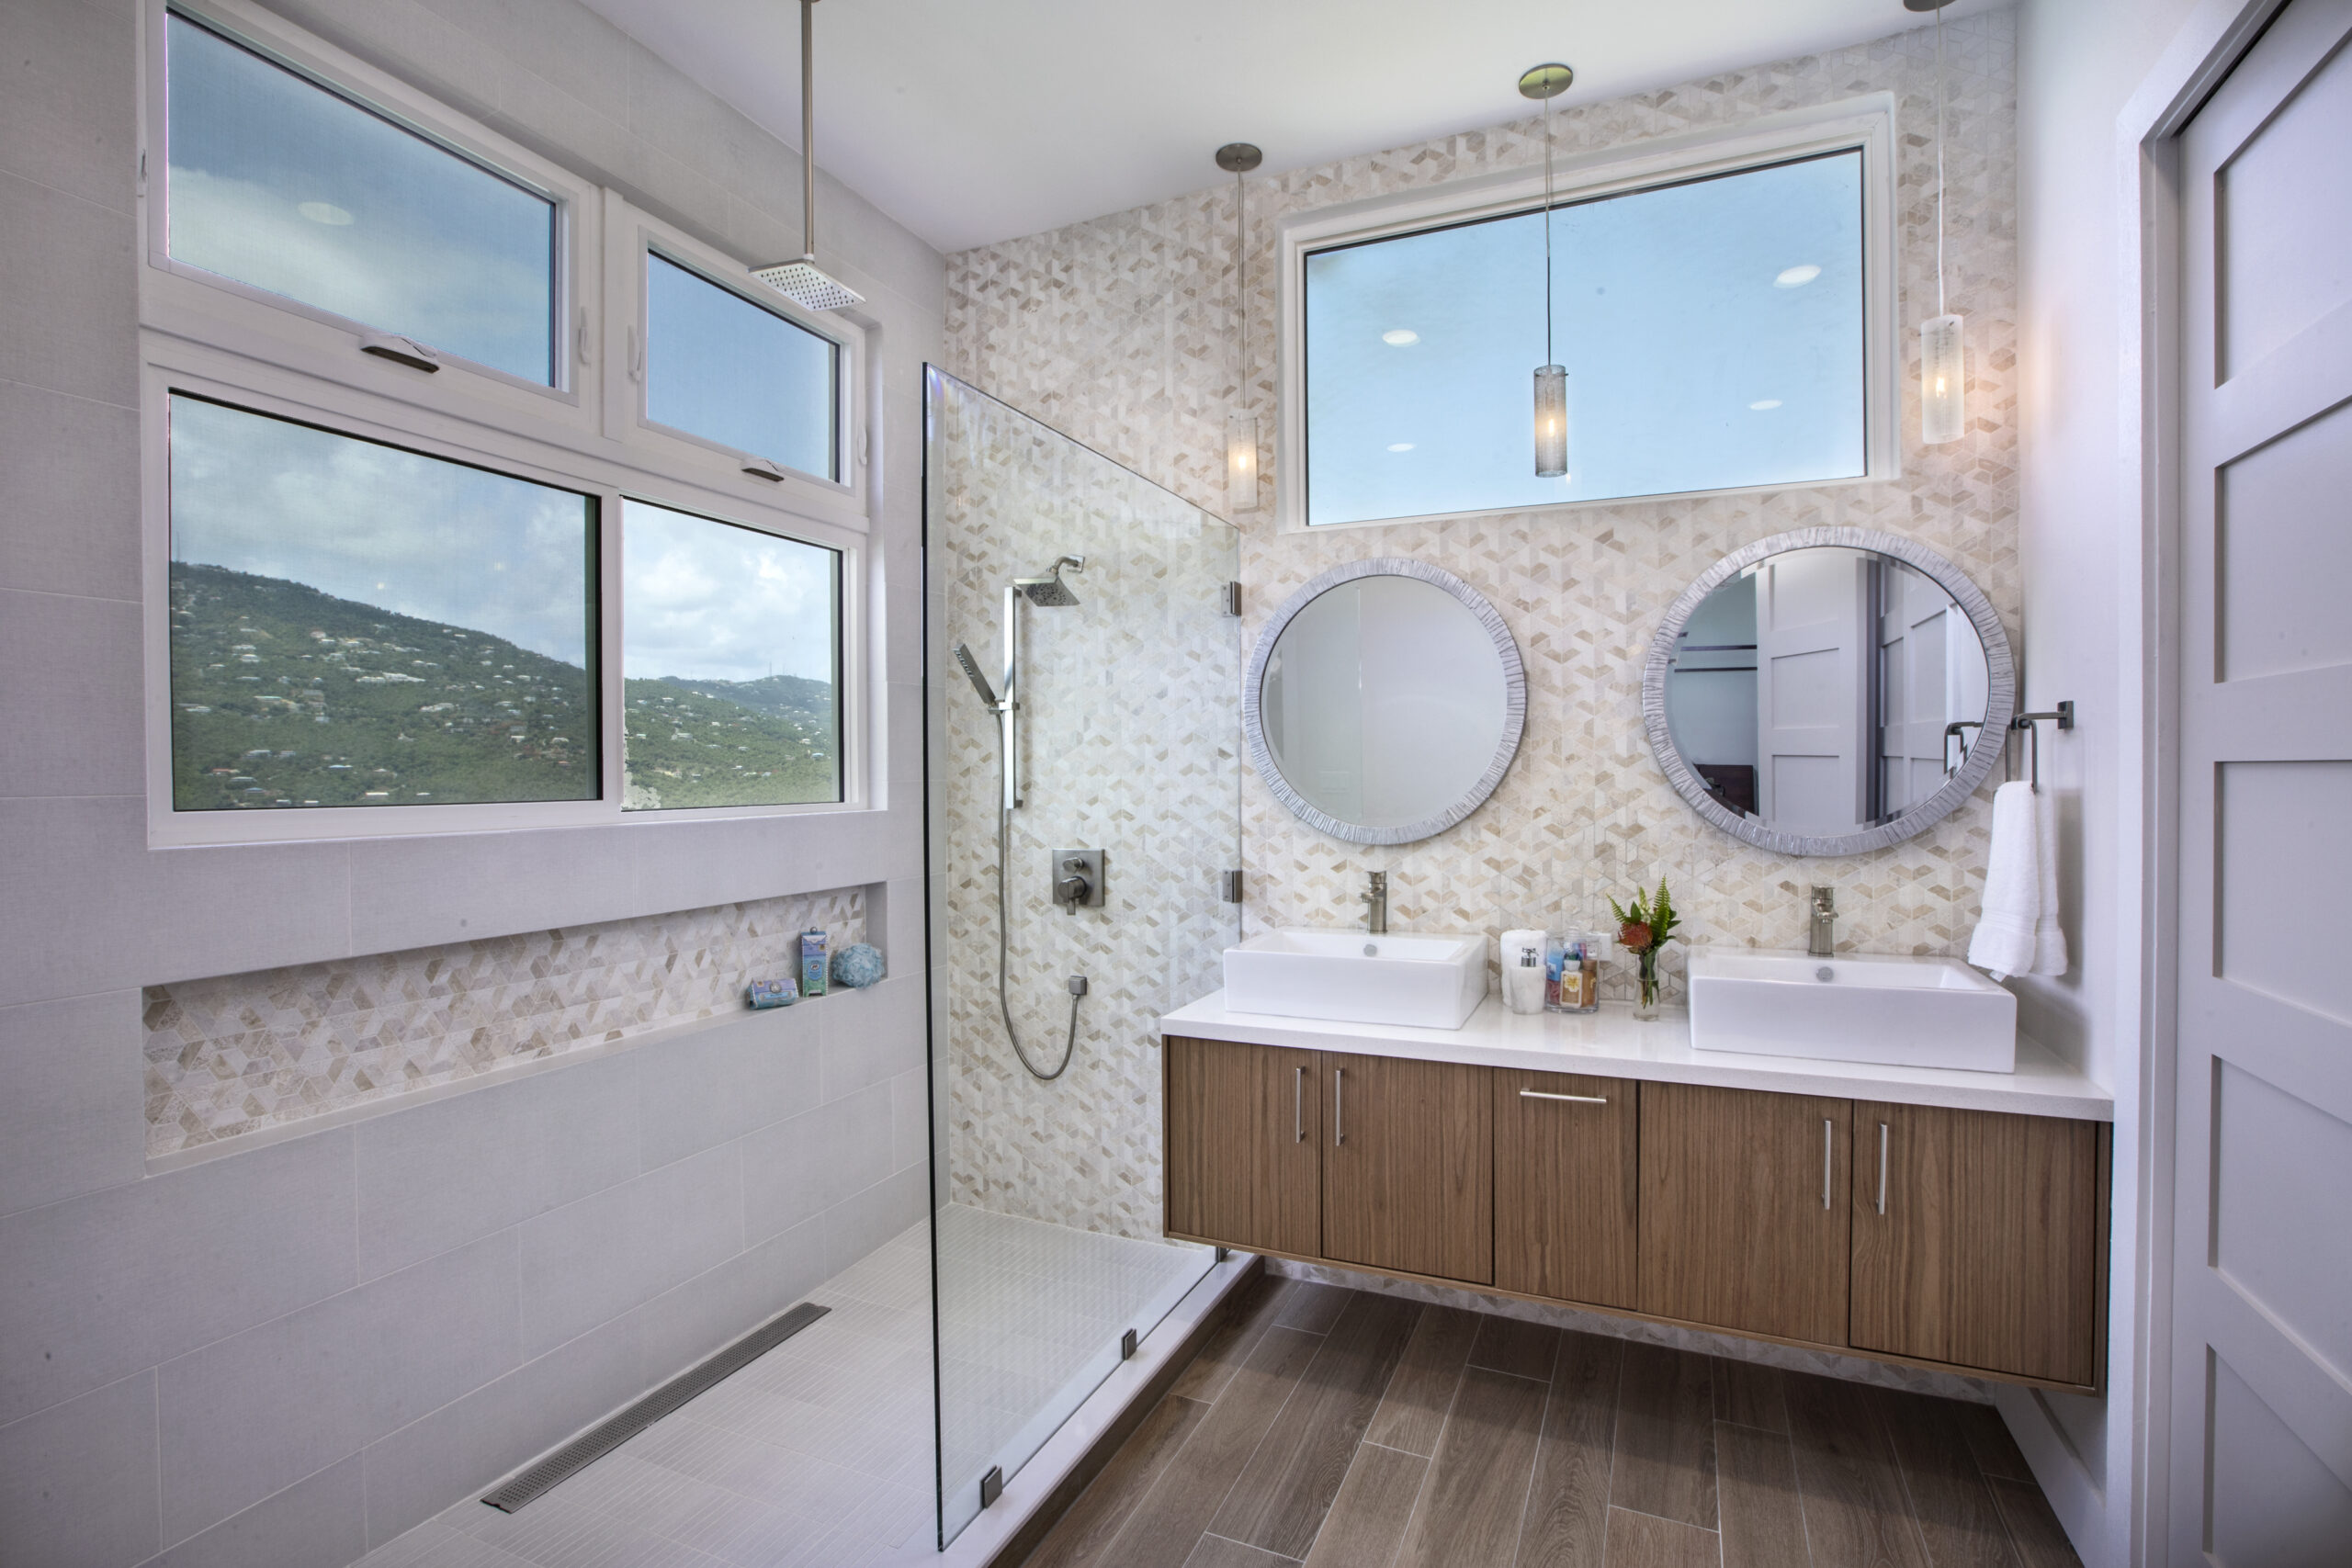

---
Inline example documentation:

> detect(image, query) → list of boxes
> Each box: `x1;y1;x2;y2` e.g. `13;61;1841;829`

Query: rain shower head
951;644;1000;708
1012;555;1086;607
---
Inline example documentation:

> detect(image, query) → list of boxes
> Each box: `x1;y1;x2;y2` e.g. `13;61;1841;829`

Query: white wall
2013;0;2205;1562
0;1;944;1563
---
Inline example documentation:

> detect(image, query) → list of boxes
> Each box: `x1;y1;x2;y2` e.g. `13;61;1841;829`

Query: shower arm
1001;583;1023;812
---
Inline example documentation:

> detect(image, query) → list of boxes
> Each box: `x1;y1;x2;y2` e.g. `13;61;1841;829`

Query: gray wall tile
0;382;141;601
889;1069;927;1176
356;1312;643;1549
0;798;354;1010
0;588;145;797
0;171;135;407
515;1141;741;1358
344;825;642;956
629;1215;829;1393
741;1082;892;1247
145;1454;365;1568
0;1371;159;1568
157;1233;518;1541
415;0;629;108
355;1052;638;1282
820;1163;926;1279
0;1130;356;1426
0;0;137;214
635;1006;820;1171
818;973;925;1103
0;990;143;1218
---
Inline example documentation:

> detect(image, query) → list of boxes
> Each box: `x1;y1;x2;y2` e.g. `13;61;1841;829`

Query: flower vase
1633;952;1663;1021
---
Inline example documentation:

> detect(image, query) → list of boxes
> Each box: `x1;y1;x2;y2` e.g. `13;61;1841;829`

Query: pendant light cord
1235;170;1248;413
1935;3;1947;318
1542;92;1555;364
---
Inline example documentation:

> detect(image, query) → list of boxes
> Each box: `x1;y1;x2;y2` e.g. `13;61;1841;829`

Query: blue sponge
830;942;886;989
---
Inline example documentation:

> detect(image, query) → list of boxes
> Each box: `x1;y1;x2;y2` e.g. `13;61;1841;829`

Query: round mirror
1643;528;2015;857
1245;559;1525;845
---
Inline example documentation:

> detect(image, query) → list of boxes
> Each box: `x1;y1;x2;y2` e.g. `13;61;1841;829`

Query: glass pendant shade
1225;412;1261;513
1920;313;1964;445
1532;364;1567;478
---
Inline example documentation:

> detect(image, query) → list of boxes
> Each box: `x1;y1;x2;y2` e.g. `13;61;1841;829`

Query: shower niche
922;368;1241;1543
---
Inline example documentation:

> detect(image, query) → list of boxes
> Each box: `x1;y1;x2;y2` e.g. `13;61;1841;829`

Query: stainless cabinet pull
1520;1089;1607;1104
1333;1068;1344;1145
1295;1065;1304;1143
1823;1118;1833;1210
1876;1122;1889;1215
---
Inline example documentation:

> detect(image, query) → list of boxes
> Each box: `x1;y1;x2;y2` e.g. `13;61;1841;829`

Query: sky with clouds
621;502;837;685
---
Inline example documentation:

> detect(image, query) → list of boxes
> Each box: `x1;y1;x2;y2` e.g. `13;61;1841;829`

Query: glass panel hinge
979;1466;1003;1509
1221;870;1244;903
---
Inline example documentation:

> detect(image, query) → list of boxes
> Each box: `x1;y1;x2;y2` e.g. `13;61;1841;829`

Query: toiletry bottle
799;929;829;997
1578;930;1610;1012
1502;930;1548;1015
1543;932;1568;1012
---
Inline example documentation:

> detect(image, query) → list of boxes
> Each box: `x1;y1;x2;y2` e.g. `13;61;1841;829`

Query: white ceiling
578;0;1996;255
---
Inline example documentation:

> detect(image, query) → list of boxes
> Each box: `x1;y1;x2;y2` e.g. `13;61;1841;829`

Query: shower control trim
1053;849;1106;912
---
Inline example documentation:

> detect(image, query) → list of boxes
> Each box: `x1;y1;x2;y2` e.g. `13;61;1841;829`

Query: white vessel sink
1688;949;2017;1073
1223;929;1488;1030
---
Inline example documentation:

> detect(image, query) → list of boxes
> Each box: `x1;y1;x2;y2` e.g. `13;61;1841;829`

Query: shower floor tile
353;1209;1209;1568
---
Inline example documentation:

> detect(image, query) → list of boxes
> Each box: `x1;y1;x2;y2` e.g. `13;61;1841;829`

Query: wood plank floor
1015;1277;2081;1568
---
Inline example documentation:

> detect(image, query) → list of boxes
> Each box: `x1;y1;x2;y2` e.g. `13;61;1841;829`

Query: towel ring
2003;701;2075;793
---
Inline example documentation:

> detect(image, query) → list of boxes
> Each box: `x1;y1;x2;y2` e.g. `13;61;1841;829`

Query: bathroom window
161;9;560;386
619;501;842;810
641;251;843;483
1284;103;1895;528
164;395;598;812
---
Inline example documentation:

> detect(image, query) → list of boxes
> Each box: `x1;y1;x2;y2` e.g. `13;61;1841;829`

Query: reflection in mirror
1248;561;1524;845
1663;547;1992;838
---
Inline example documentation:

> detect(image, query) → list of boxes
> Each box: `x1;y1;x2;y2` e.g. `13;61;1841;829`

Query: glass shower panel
922;368;1240;1546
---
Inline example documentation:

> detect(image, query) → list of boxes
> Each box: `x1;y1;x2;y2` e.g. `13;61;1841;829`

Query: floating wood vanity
1160;995;2112;1393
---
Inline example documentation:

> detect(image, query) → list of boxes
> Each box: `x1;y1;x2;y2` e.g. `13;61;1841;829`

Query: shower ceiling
578;0;2007;254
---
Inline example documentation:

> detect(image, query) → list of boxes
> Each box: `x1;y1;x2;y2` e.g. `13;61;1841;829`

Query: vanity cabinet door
1320;1052;1492;1284
1638;1082;1851;1345
1494;1070;1637;1308
1850;1102;2104;1385
1163;1036;1320;1258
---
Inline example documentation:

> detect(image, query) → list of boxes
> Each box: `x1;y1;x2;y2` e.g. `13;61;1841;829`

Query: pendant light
753;0;864;311
1519;62;1574;479
1217;142;1263;514
1911;0;1962;443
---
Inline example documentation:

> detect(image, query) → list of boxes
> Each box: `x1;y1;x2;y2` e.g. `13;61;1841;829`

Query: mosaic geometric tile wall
929;374;1242;1240
945;10;2020;1019
143;887;864;1157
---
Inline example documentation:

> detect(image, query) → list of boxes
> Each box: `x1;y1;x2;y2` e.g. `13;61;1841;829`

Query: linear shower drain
480;1300;830;1512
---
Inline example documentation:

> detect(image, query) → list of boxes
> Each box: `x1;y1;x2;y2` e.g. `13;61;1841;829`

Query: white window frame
1275;94;1901;535
141;0;596;439
602;195;869;533
134;1;874;847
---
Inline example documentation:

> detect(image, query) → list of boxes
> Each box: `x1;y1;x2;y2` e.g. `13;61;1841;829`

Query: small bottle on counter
1501;929;1548;1015
1577;930;1611;1012
1546;927;1585;1013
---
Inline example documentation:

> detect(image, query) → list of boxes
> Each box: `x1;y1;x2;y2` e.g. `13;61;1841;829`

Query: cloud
621;502;836;684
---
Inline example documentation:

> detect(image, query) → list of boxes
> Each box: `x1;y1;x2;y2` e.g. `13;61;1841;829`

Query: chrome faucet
1808;886;1837;958
1362;871;1388;935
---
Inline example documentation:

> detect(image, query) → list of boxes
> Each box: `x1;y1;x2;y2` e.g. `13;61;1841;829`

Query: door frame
2110;2;2296;1562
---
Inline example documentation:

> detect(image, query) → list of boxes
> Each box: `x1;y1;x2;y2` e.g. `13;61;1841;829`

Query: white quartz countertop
1159;991;2112;1122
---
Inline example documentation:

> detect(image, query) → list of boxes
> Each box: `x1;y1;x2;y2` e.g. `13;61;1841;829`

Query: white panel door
1755;548;1869;831
1878;560;1969;816
2173;4;2352;1563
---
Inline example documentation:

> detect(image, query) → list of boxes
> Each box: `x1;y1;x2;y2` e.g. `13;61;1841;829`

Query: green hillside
620;674;838;809
170;563;596;811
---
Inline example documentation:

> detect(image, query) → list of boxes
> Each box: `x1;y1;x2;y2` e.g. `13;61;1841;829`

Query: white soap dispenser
1501;929;1549;1015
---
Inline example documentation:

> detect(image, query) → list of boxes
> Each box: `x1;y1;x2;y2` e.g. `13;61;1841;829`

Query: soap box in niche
799;929;829;998
747;977;798;1010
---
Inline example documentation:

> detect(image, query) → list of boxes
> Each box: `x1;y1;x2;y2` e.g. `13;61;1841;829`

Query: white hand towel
1968;781;2068;980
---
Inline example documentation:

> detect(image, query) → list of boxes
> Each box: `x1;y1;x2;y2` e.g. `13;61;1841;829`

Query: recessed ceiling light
1773;265;1820;288
298;201;355;226
1749;399;1783;411
1382;329;1419;345
1386;442;1416;452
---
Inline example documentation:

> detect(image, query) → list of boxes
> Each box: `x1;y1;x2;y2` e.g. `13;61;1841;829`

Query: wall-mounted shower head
1013;555;1086;607
952;643;1001;708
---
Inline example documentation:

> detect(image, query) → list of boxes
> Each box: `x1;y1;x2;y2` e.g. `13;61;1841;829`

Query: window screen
620;501;842;809
645;254;840;479
166;396;597;810
1303;150;1866;526
164;13;559;383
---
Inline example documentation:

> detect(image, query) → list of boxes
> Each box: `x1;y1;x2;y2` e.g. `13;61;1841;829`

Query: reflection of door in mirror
1876;560;1987;817
1665;574;1759;818
1264;586;1365;822
1755;548;1871;833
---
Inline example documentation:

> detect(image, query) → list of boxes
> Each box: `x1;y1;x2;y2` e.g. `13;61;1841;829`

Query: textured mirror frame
1244;558;1527;846
1642;525;2016;858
